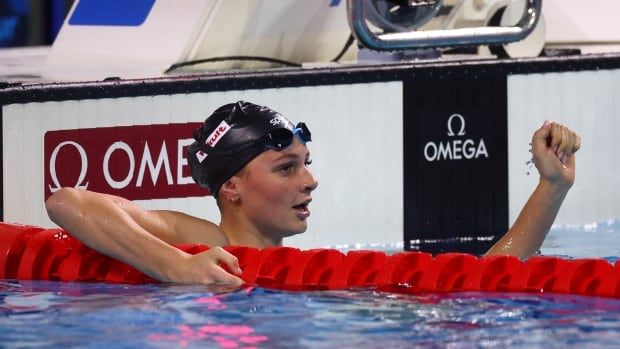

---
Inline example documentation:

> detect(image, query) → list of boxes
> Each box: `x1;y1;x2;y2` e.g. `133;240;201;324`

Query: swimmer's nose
302;167;318;193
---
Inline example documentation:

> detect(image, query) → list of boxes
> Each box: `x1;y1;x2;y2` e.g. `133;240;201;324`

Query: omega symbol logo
48;141;90;193
446;113;466;137
424;113;489;162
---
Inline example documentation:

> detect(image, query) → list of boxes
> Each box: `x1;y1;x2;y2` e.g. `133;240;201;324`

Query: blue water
2;281;620;348
542;219;620;259
1;222;620;348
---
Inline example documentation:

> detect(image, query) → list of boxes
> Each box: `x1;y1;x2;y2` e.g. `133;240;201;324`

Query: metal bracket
347;0;542;50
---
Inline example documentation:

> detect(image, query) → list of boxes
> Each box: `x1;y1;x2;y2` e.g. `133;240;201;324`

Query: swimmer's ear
219;179;241;203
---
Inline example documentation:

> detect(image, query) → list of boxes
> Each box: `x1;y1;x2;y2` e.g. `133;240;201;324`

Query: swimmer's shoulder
151;210;229;247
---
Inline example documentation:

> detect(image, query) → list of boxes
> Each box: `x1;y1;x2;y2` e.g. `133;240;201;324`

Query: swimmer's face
235;137;318;238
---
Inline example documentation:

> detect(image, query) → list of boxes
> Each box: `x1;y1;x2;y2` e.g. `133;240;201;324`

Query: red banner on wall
43;123;210;200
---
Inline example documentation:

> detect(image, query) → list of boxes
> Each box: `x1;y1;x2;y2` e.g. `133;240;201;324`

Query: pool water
2;281;620;348
542;219;620;259
1;221;620;348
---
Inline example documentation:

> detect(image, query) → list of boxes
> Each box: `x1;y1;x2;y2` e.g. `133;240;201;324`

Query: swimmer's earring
227;196;240;205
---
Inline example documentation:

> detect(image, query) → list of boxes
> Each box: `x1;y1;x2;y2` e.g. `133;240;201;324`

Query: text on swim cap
196;150;208;163
206;121;231;148
270;115;288;127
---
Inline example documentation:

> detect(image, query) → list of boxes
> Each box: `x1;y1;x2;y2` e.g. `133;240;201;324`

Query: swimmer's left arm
485;122;581;259
150;210;229;246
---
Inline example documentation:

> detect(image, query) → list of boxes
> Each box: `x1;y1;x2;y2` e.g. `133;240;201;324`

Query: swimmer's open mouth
292;199;311;210
293;200;311;219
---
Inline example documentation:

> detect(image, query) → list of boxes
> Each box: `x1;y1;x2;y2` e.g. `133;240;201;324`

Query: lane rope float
1;222;619;298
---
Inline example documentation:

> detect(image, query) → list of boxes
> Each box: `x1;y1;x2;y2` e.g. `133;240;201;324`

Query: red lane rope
1;222;619;298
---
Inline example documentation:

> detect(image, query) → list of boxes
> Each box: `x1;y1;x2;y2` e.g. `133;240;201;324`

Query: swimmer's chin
280;224;309;238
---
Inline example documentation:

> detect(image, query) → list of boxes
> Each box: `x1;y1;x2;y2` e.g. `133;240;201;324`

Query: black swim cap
188;101;310;197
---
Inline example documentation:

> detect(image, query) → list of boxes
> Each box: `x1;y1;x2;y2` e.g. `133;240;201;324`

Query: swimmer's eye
278;163;295;174
305;159;313;166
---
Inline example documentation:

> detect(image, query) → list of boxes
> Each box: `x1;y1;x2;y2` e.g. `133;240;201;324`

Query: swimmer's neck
219;217;283;248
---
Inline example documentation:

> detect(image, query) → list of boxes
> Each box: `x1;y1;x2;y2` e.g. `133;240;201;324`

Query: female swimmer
45;101;580;286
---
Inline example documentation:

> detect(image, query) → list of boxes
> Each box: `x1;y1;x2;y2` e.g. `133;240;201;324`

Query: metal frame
347;0;542;50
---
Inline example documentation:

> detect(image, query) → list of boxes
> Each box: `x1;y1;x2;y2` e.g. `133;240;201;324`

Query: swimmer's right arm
45;188;244;286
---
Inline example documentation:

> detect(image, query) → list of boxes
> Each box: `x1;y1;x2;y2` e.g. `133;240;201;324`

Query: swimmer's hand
486;121;580;258
171;247;244;287
532;121;581;187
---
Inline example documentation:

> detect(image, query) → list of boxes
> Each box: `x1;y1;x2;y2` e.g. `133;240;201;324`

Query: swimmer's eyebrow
272;150;310;162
